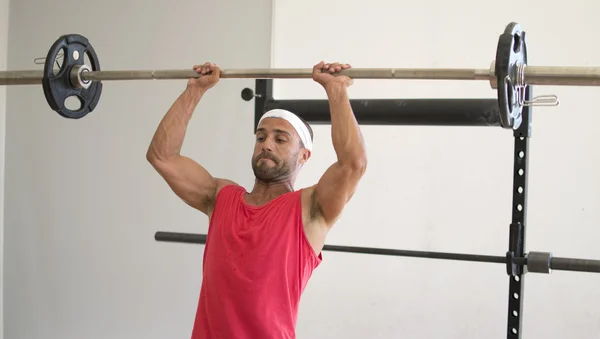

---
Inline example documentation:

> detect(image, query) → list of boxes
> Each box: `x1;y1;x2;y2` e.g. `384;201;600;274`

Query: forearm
325;83;366;167
147;86;206;161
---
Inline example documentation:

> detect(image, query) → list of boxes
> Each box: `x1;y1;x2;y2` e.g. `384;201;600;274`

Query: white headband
258;109;313;151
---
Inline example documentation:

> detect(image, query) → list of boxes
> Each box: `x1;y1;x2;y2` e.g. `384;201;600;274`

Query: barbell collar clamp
526;251;553;274
71;65;92;89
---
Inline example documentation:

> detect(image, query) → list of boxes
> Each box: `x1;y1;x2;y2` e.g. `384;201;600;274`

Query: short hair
257;111;314;149
296;115;313;143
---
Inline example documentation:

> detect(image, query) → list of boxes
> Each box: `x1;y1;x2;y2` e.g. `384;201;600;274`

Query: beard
251;151;295;182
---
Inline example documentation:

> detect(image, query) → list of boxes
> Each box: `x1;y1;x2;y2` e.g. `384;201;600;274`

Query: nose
261;137;275;152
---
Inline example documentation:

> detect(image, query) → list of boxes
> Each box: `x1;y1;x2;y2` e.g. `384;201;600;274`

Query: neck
251;178;294;195
246;177;295;205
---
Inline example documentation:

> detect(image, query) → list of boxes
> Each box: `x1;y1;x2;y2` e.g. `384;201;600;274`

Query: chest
218;203;299;241
204;205;303;278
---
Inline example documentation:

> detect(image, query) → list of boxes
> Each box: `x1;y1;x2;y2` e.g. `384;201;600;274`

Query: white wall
4;0;272;338
0;0;8;336
272;1;600;338
5;0;600;339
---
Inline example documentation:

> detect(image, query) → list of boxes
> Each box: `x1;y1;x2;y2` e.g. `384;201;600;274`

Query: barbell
1;22;599;128
154;232;600;274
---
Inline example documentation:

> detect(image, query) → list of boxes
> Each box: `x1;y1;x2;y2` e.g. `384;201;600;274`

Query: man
146;60;367;339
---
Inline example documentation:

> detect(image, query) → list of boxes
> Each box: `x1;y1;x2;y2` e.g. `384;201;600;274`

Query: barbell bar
154;231;600;274
2;65;600;85
0;22;597;128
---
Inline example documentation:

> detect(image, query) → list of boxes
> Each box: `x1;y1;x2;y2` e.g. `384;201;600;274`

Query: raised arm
310;61;367;227
146;62;234;216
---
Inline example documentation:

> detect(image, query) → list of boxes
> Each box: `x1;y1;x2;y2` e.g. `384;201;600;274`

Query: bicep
149;155;223;214
313;162;365;225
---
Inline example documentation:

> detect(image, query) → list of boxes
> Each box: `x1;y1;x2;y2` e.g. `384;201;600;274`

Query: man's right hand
188;62;220;90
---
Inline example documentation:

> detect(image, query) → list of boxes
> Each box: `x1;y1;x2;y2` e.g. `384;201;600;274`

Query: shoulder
206;178;242;216
215;178;241;193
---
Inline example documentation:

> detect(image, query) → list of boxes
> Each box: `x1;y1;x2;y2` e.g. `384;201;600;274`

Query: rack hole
516;204;522;211
513;310;519;317
517;186;523;194
519;151;524;158
518;169;524;176
514;276;520;282
513;293;519;299
512;328;518;334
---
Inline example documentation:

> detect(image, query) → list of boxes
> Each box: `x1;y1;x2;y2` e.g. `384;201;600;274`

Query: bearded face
251;148;298;182
251;117;311;183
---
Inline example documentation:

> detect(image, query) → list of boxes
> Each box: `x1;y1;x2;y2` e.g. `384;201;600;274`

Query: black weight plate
42;34;102;119
495;22;527;129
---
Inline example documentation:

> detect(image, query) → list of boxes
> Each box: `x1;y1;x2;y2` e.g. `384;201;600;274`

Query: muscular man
146;61;367;339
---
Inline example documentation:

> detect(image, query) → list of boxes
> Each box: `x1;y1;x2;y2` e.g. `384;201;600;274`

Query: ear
301;149;311;163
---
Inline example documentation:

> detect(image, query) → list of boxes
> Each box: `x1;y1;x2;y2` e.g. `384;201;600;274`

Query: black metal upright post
505;86;532;339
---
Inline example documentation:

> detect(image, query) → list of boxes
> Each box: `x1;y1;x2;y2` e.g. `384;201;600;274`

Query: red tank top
191;184;322;339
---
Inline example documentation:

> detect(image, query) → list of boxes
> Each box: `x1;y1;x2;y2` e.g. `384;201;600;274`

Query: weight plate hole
513;33;521;53
64;95;83;111
53;47;66;76
505;78;514;109
84;51;93;70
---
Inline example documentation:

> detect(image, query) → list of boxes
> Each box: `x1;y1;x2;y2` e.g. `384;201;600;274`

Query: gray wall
4;0;600;339
0;0;7;336
4;0;272;338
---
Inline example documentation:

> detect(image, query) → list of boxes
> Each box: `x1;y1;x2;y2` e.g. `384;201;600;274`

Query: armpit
309;188;322;220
